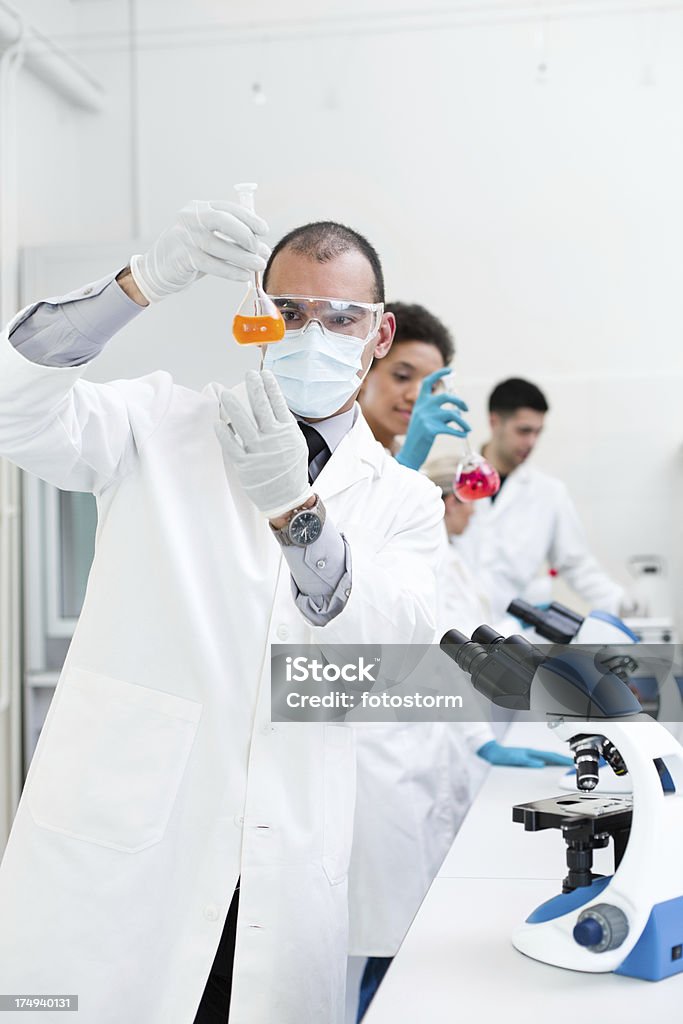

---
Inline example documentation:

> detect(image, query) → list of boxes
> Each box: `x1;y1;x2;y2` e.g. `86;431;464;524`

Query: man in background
453;377;635;622
351;337;571;1023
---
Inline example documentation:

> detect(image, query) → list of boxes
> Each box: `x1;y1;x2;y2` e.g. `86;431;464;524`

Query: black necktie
298;422;331;483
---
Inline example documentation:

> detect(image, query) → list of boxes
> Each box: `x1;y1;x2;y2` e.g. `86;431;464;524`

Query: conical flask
231;183;285;345
440;371;501;501
453;449;501;502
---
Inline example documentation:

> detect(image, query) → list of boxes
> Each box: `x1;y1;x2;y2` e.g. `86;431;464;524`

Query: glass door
23;475;97;768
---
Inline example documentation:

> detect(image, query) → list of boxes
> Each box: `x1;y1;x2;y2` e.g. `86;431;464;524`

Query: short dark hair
263;221;385;303
384;302;455;365
488;378;549;415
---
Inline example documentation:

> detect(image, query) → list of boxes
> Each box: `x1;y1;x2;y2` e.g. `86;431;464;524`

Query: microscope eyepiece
507;599;543;627
506;598;583;644
440;626;538;710
502;634;540;650
440;630;489;678
471;624;504;645
440;629;470;649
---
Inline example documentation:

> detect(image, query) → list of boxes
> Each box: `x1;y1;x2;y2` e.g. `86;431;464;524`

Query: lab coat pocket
322;725;356;885
27;668;202;853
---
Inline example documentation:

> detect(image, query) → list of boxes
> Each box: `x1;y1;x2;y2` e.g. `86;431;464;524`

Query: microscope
509;597;683;734
506;598;640;645
441;624;683;981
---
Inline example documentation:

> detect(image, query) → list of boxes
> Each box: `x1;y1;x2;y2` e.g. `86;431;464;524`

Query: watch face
289;510;323;546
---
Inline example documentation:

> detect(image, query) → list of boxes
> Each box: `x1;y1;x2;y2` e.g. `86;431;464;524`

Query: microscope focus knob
573;903;629;952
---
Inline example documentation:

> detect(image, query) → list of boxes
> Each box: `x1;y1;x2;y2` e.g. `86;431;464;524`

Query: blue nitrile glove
395;368;470;471
477;740;574;768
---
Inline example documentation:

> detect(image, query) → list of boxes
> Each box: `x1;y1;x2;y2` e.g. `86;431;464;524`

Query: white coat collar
505;459;535;485
294;404;357;456
474;451;536;519
218;383;384;501
313;406;386;501
479;443;534;488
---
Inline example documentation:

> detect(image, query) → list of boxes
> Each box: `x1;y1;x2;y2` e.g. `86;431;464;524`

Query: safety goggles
268;295;384;344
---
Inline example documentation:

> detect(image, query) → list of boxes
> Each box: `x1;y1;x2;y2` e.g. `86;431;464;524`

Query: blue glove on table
395;368;470;471
477;739;574;768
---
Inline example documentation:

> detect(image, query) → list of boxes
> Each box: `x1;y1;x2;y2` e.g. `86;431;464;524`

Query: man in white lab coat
351;323;572;1021
348;465;495;1014
0;202;444;1024
453;377;630;623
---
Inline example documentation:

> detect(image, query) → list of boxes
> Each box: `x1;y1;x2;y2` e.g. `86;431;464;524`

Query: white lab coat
348;531;493;956
452;461;624;623
0;310;443;1024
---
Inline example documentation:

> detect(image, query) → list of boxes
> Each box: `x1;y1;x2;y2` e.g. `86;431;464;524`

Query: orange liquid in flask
232;314;286;345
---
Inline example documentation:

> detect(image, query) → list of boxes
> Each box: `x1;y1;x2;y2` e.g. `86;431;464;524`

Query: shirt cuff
463;722;496;752
276;518;352;626
9;272;144;366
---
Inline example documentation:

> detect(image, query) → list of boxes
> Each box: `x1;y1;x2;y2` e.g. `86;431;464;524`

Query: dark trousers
193;886;240;1023
357;956;393;1022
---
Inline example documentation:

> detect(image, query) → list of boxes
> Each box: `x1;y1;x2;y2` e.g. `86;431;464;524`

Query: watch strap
271;495;326;547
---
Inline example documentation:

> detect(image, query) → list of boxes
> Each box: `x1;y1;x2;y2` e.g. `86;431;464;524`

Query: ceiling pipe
0;1;104;112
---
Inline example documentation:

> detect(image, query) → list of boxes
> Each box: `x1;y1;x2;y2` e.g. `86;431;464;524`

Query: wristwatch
271;495;327;547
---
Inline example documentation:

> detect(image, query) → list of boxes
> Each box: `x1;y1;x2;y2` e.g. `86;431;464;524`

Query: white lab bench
364;720;683;1023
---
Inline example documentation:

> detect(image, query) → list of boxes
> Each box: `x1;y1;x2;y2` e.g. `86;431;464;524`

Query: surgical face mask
263;322;371;419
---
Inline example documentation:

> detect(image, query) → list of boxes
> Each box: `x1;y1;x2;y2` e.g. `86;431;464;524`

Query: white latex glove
216;369;314;520
131;199;271;303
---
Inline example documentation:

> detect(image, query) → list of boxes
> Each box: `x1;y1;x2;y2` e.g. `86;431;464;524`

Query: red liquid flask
454;455;501;502
435;369;500;501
